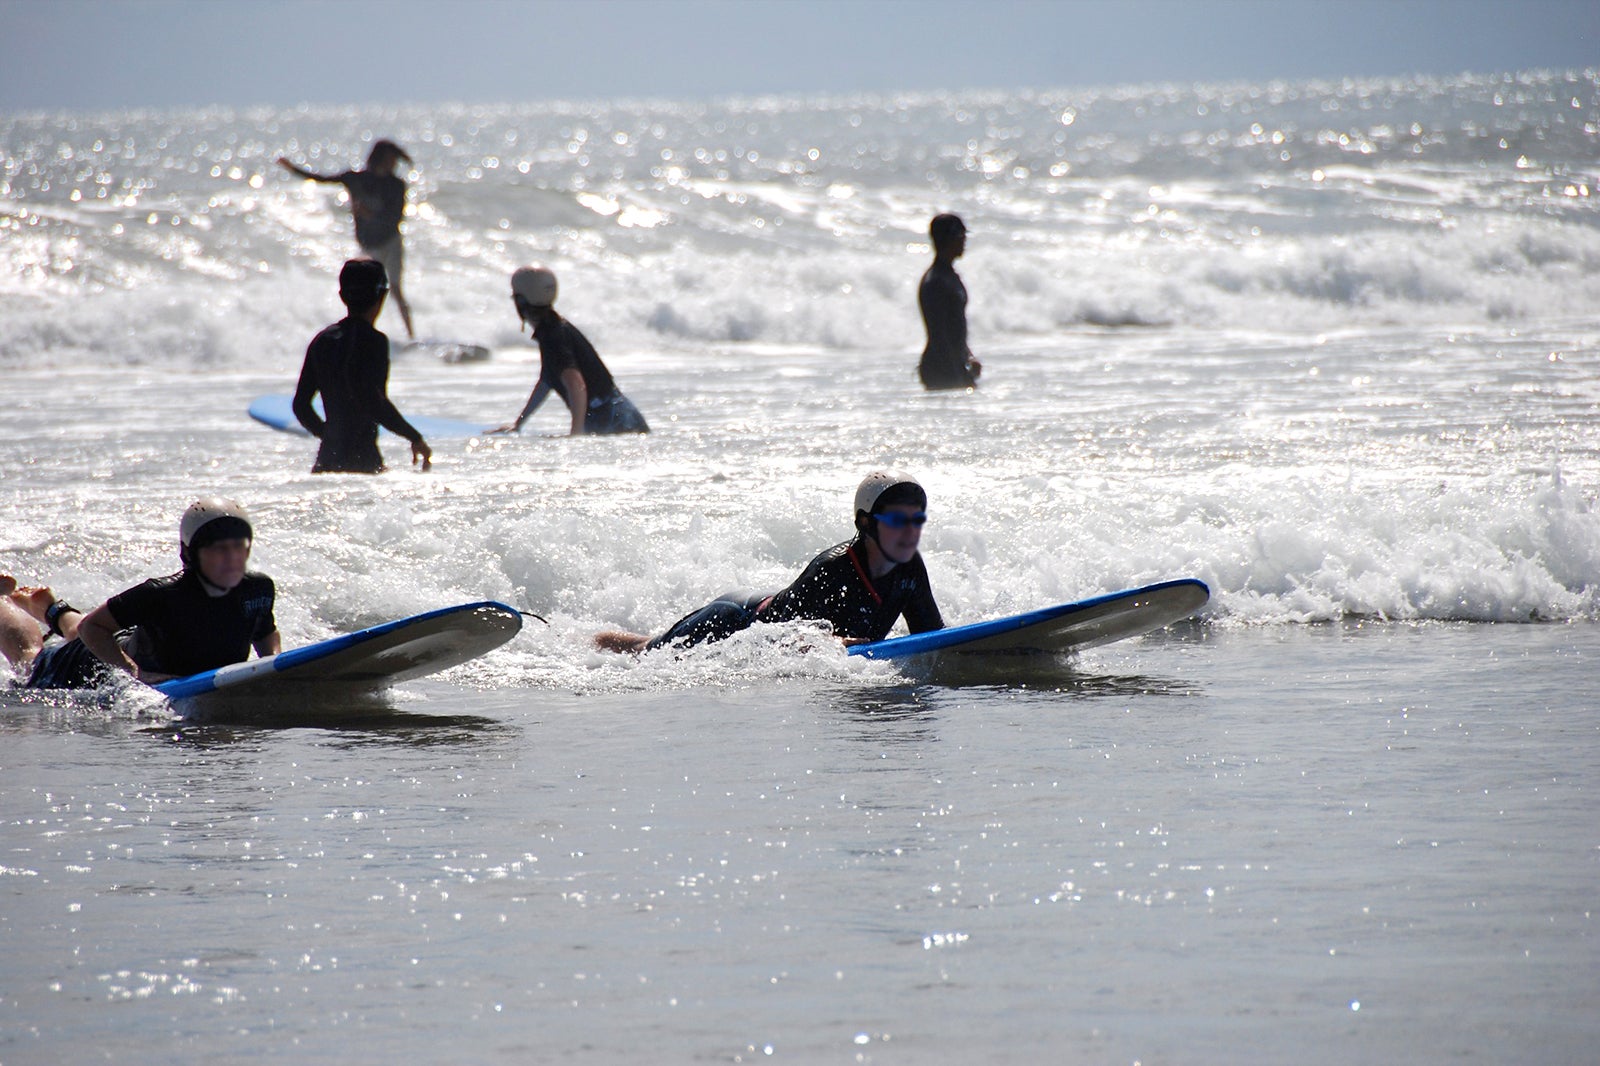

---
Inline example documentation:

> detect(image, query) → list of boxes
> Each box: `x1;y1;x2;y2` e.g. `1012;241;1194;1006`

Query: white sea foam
3;71;1598;676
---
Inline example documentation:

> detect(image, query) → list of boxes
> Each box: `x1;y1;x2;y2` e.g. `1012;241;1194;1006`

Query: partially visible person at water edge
918;212;982;391
278;139;417;339
596;470;944;654
492;265;650;437
1;499;280;689
293;258;433;474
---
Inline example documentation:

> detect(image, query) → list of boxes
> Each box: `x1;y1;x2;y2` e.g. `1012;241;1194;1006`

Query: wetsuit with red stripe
646;539;943;650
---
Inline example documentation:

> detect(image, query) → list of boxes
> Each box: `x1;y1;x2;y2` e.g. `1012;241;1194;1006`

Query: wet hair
339;258;389;310
929;212;967;247
367;139;412;169
188;515;252;553
872;480;927;512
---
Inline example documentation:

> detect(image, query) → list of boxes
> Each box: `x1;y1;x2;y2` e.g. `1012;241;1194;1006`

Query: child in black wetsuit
595;471;945;654
1;499;280;689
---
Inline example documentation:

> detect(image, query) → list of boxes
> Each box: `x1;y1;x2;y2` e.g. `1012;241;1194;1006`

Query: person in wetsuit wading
491;265;649;436
293;258;432;474
278;139;417;339
1;499;280;689
918;212;982;391
595;471;944;654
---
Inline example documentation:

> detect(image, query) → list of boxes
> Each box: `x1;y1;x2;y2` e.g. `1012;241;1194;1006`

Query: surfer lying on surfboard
0;499;280;690
595;470;946;654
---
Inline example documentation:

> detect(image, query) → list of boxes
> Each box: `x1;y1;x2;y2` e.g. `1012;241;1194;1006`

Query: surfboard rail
848;578;1209;660
155;600;522;699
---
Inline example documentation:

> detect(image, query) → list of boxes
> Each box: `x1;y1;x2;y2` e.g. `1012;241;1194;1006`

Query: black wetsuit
918;262;979;390
517;315;649;434
293;315;425;473
26;570;276;688
646;539;943;651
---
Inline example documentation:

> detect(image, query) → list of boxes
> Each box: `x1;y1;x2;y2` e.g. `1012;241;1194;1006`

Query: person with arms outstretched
1;499;280;689
293;258;432;474
918;212;982;390
595;471;943;654
278;139;417;338
491;266;649;436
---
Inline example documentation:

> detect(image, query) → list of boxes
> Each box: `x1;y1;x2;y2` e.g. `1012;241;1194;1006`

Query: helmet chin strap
856;512;886;557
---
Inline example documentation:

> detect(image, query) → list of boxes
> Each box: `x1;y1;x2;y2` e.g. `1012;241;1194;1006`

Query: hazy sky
3;0;1596;112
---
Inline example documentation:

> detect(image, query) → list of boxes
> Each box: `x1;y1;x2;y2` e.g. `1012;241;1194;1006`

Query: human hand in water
412;438;433;471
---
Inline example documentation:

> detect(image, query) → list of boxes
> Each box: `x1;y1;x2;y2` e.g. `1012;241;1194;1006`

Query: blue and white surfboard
155;601;522;699
848;579;1209;660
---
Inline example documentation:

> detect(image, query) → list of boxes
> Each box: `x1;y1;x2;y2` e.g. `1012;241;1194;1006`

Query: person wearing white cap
594;471;944;654
492;266;649;436
0;499;279;689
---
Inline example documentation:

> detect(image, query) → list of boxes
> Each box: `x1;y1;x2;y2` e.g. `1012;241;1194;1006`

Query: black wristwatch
45;600;77;638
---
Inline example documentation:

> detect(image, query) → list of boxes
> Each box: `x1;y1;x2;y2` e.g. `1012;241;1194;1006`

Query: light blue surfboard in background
155;601;522;700
849;579;1209;660
248;394;495;439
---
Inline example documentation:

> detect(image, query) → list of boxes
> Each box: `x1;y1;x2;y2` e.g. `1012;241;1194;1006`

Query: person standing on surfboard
293;259;433;474
918;213;982;391
0;499;280;689
278;139;417;339
491;266;650;436
595;471;944;653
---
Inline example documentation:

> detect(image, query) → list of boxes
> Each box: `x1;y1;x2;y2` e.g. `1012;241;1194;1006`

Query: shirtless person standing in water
279;139;417;339
918;212;982;390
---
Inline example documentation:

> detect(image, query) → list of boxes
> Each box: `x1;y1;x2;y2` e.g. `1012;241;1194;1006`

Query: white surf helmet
179;497;253;567
511;265;558;312
854;470;926;524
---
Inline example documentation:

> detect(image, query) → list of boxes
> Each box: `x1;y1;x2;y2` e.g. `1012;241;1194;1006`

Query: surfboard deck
848;579;1209;660
154;601;522;699
400;339;492;363
248;394;494;439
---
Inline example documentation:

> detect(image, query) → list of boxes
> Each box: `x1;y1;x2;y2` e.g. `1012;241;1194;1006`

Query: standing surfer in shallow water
595;471;944;653
918;212;982;390
293;259;432;474
278;139;417;339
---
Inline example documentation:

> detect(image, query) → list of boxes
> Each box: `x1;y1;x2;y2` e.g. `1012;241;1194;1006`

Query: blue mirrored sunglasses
873;510;927;529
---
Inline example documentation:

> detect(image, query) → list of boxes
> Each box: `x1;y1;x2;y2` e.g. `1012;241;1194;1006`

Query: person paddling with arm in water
278;139;417;339
491;266;650;436
292;258;432;474
595;471;944;653
1;500;280;689
918;212;982;390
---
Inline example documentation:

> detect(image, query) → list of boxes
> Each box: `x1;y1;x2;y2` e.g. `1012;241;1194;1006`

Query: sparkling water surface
3;70;1598;1062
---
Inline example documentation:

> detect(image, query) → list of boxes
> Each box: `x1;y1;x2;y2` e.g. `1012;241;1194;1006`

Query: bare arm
560;368;587;435
491;381;554;434
277;157;341;183
254;630;282;658
74;603;145;680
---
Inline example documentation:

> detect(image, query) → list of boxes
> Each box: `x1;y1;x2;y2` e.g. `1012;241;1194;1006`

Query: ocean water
2;70;1598;1062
